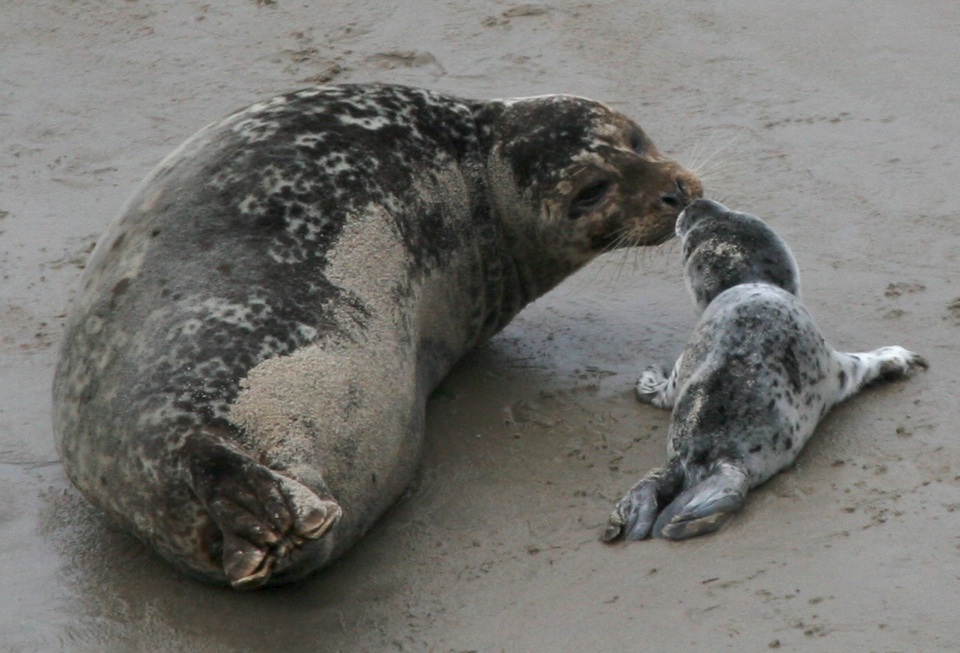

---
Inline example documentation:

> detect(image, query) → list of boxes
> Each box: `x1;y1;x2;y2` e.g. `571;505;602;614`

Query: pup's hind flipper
603;459;685;542
653;461;748;540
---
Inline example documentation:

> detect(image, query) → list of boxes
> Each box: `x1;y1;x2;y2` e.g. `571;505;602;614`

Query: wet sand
2;1;958;651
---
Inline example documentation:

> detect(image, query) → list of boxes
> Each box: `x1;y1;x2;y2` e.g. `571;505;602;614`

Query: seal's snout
658;180;688;208
675;198;728;238
659;173;704;211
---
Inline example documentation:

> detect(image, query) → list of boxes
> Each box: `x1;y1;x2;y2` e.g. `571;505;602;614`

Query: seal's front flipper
635;355;683;409
181;433;342;589
653;461;748;540
836;346;928;402
602;460;684;542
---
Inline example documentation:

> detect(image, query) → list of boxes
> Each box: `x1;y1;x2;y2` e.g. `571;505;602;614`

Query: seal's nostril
660;179;690;208
660;193;681;208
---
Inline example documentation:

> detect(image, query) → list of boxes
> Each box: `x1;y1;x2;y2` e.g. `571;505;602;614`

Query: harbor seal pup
52;83;702;587
603;199;927;542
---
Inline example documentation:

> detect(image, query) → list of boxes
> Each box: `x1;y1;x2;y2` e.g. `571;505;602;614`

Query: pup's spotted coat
604;199;927;542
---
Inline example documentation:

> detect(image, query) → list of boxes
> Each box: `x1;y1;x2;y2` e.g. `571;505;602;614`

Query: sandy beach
2;1;958;651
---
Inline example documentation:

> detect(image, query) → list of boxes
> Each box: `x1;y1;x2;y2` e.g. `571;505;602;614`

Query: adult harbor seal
603;199;927;542
52;83;702;588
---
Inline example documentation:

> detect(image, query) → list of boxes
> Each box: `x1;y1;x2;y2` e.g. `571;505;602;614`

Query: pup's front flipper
837;346;928;402
635;355;683;409
602;460;684;541
181;433;342;589
652;461;749;540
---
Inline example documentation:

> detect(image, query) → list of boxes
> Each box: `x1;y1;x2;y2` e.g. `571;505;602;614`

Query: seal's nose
659;179;695;209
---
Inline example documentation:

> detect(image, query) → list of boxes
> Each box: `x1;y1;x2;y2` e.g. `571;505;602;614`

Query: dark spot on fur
690;447;713;467
780;339;804;393
873;359;907;384
108;278;132;310
784;437;793;450
112;278;131;298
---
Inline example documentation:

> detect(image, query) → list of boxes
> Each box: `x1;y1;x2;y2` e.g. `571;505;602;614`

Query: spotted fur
604;199;927;542
53;83;701;587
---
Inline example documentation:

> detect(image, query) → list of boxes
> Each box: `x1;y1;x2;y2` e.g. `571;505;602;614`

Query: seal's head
676;199;800;312
473;95;702;294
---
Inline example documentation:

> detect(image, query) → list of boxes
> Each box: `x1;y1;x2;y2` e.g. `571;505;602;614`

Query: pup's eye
629;131;645;154
569;180;612;219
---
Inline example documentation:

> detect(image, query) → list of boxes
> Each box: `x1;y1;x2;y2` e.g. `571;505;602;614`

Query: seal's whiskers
682;128;749;201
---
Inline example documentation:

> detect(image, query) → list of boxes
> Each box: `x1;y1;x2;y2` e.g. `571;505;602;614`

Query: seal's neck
483;242;543;337
467;103;586;339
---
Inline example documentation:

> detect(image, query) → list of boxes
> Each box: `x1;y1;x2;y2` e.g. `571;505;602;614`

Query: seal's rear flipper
652;461;748;540
181;433;342;589
602;459;685;542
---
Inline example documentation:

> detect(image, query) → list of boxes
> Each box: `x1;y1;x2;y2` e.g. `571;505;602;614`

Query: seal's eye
569;180;612;219
629;131;645;154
